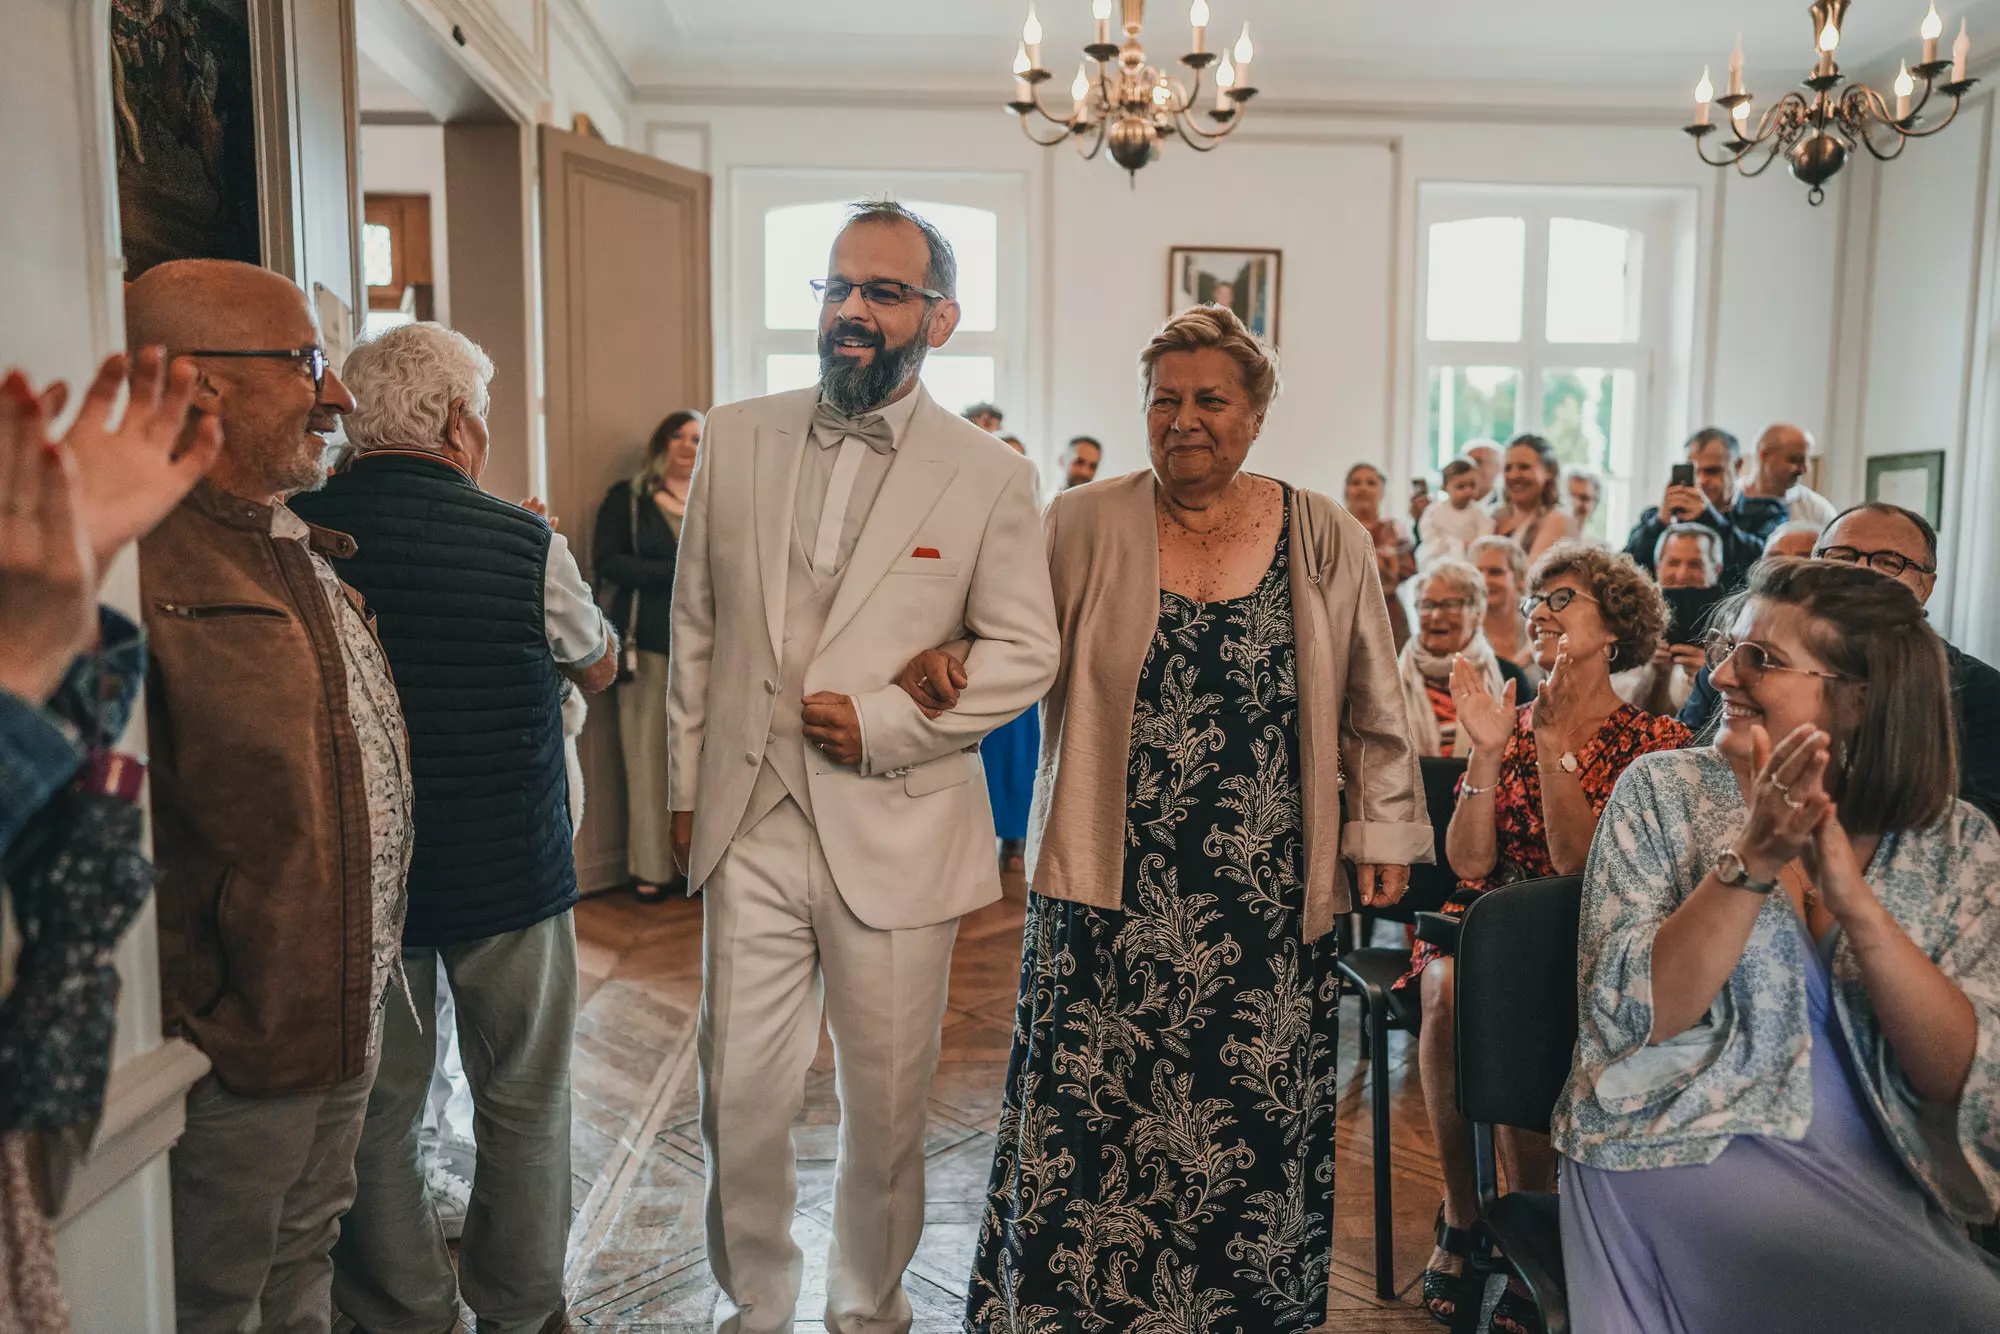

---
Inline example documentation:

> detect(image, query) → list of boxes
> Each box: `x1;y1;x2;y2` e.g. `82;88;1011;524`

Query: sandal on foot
1422;1207;1482;1326
1491;1286;1546;1334
632;880;668;904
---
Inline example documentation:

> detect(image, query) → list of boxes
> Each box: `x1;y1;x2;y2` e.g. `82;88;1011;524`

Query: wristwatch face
1559;751;1580;773
1717;849;1747;886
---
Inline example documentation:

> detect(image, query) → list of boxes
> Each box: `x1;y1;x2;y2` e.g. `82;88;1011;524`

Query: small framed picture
1864;450;1946;529
1168;246;1282;344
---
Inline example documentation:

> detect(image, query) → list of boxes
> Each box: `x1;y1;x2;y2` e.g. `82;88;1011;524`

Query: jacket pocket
906;751;973;797
154;601;291;621
889;556;964;579
193;866;238;1017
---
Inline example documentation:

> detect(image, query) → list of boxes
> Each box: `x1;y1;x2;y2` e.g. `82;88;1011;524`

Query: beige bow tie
812;402;895;454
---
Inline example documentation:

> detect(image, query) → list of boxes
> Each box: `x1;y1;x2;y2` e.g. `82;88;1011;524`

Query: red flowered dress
1398;703;1691;988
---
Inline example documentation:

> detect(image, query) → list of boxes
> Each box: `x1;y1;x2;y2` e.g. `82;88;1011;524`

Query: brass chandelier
1685;0;1978;205
1004;0;1262;181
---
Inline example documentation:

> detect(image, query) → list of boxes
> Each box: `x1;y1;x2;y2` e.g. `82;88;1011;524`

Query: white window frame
1413;183;1697;539
729;168;1028;418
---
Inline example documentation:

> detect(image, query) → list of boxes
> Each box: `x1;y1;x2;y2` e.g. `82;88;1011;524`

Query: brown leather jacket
140;480;390;1096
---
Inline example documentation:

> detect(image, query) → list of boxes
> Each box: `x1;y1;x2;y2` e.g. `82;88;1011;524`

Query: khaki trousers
170;1049;379;1334
617;649;677;885
700;798;958;1334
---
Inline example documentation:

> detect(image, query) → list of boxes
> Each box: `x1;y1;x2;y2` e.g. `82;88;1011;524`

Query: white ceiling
579;0;1987;98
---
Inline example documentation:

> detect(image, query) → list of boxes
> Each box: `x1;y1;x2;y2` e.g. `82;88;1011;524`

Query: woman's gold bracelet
1458;778;1497;800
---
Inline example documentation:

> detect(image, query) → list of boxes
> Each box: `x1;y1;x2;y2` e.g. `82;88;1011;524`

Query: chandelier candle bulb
1896;61;1915;117
1072;63;1091;117
1191;0;1209;54
1013;42;1032;100
1695;66;1714;125
1955;18;1970;80
1923;3;1943;64
1216;50;1236;110
1093;0;1113;46
1730;34;1744;96
1234;22;1254;86
1022;4;1042;68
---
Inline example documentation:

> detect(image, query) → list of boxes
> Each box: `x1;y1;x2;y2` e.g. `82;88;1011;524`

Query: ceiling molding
627;79;1681;128
361;109;442;127
546;0;639;108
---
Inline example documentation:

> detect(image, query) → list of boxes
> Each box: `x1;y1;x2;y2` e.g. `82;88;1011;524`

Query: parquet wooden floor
562;885;1459;1332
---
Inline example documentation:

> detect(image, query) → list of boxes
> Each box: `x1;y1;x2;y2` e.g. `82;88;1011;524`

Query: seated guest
1417;456;1495;565
1554;558;2000;1332
124;260;410;1334
1566;465;1603;535
1493;434;1580;564
290;322;616;1334
1060;434;1101;489
1472;534;1540;680
1742;422;1837;528
962;401;1003;433
594;409;701;903
1346;461;1418;649
1399;559;1535;757
1765;518;1822;558
1625;427;1786;589
1623;523;1721;716
1402;541;1691;1332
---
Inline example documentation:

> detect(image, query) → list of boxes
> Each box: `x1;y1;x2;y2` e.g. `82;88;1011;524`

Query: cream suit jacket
666;384;1060;930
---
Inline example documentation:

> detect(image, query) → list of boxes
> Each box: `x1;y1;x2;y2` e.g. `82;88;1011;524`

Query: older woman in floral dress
903;306;1431;1334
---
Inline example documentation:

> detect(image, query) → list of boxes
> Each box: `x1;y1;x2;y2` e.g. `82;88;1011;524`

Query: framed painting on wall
111;0;263;276
1168;246;1282;344
1865;450;1946;530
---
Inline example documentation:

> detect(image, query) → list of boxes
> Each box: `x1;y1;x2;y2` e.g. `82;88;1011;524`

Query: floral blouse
1552;746;2000;1224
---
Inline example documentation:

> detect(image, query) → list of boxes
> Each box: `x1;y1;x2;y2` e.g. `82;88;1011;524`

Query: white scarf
1398;632;1506;757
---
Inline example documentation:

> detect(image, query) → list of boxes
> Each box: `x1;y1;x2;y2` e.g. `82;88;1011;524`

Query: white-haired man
291;321;616;1334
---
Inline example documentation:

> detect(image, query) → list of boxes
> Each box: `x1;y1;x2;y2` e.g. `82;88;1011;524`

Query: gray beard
818;323;929;416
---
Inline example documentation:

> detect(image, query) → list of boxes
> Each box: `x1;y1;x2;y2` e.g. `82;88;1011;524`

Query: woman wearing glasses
1555;558;2000;1331
1397;558;1537;758
1402;541;1690;1332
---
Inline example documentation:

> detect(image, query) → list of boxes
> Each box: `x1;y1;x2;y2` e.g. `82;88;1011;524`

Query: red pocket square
911;547;942;559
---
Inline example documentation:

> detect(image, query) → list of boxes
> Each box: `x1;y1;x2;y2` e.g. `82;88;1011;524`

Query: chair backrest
1455;874;1584;1134
1372;756;1468;924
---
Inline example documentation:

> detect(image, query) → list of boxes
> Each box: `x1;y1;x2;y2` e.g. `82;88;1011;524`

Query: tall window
734;170;1028;425
1416;187;1692;539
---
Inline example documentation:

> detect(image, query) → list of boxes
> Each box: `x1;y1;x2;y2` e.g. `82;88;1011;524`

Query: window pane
1425;217;1525;343
1428;365;1520;470
363;223;395;290
1546;218;1642;343
763;199;999;332
764;352;997;414
1541;367;1639;536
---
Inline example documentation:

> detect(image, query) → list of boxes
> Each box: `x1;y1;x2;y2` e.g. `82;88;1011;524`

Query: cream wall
360;124;454;323
640;94;1845;519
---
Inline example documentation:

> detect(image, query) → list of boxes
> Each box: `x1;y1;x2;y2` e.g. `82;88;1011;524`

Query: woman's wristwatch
1716;848;1780;896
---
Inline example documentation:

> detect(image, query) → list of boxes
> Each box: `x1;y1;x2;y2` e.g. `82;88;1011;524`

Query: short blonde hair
1418;558;1487;620
1529;540;1668;674
1138;304;1281;415
342;321;494;454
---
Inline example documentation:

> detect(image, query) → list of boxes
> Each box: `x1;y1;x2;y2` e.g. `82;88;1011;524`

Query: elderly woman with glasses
1555;559;2000;1332
906;305;1434;1334
1398;558;1537;757
1400;541;1691;1332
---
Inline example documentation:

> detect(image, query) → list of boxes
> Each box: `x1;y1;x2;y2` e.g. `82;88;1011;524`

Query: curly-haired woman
1401;541;1692;1332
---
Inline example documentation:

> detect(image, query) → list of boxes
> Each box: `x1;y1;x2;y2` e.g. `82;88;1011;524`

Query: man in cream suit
666;202;1059;1334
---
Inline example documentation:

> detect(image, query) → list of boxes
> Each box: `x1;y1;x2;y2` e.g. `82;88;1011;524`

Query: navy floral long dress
967;503;1341;1334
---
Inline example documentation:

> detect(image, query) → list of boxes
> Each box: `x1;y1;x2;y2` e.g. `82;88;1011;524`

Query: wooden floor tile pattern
562;887;1451;1331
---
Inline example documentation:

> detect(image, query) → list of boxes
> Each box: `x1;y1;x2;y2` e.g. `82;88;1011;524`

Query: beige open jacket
1026;471;1435;942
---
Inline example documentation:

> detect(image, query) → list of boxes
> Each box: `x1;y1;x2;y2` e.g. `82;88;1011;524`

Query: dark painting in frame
112;0;262;276
1168;246;1282;345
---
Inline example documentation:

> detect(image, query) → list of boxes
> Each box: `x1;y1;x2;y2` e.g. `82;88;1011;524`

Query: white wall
640;94;1845;515
360;123;453;323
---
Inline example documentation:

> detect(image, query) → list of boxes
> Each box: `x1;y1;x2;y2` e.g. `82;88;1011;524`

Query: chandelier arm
1733;134;1792;179
1012;112;1078;148
1894;89;1968;139
1692;134;1755;168
1023;83;1079;129
1855;119;1914;161
1169;111;1237;152
1074;111;1110;160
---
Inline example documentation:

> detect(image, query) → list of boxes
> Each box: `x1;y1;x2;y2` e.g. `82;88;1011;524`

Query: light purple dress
1561;922;2000;1333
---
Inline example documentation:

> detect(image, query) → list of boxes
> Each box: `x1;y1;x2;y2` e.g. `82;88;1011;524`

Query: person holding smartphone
1624;427;1787;591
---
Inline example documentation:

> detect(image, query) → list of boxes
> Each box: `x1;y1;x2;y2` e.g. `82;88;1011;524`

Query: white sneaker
426;1150;473;1241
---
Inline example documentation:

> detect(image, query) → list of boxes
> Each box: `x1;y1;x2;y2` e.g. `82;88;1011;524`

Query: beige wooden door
540;126;711;892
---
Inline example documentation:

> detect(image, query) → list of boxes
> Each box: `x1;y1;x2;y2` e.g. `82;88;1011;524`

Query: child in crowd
1418;456;1496;564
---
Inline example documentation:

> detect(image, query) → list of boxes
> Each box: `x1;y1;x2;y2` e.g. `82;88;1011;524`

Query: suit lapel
815;394;958;654
755;394;816;660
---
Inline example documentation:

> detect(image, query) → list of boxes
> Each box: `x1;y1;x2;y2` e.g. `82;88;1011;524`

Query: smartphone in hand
1670;463;1696;490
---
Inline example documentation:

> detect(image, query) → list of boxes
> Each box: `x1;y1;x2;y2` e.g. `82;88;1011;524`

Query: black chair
1453;874;1584;1334
1333;754;1465;1299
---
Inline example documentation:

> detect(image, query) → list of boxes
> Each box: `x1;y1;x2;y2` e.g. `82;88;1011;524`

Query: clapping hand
62;348;222;575
1449;653;1519;756
897;647;968;720
1531;637;1583;752
0;374;96;704
1802;804;1878;925
1736;723;1832;883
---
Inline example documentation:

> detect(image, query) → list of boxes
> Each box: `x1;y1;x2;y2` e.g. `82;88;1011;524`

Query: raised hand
0;375;96;704
1450;653;1519;756
1531;638;1584;752
1737;722;1832;882
63;348;222;574
897;647;968;719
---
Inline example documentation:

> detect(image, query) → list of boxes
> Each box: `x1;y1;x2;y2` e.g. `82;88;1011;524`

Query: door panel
541;126;711;891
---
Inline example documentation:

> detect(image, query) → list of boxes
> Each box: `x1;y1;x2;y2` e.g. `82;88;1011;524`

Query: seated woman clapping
1399;541;1691;1332
1553;558;2000;1333
1397;558;1536;757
